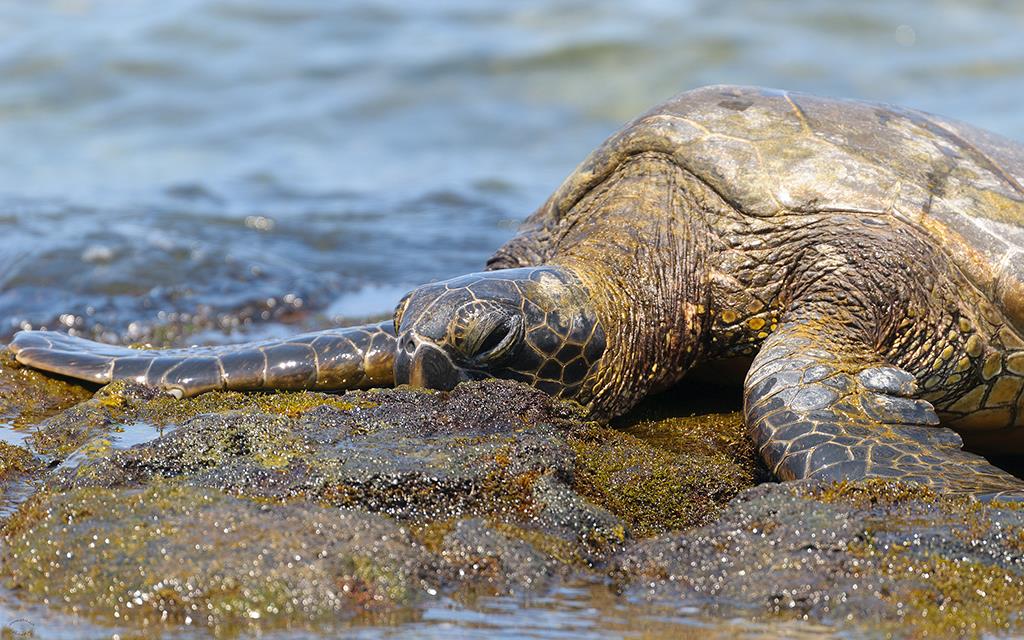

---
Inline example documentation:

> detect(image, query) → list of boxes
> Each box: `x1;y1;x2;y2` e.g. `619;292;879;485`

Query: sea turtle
10;85;1024;498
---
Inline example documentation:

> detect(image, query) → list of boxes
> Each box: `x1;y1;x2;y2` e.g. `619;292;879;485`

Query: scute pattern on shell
496;85;1024;335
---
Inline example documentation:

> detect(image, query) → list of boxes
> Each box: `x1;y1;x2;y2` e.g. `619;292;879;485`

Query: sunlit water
0;0;1022;636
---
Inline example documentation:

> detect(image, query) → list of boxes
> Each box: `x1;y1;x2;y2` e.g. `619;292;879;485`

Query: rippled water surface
1;0;1023;636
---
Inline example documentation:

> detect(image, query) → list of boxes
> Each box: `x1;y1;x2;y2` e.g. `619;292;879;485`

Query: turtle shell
493;85;1024;335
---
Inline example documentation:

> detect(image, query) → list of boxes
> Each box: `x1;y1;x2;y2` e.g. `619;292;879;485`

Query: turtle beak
394;334;464;391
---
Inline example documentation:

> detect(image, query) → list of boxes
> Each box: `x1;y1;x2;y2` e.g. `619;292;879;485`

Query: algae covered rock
570;423;754;536
45;380;756;540
614;479;1024;639
3;483;437;633
0;378;759;635
0;348;92;428
0;442;36;481
5;364;1024;638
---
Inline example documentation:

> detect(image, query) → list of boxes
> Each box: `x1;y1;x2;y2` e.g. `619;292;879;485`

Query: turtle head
392;266;606;403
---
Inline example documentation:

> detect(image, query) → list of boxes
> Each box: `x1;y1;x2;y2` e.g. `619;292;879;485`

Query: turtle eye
461;313;523;363
478;322;511;354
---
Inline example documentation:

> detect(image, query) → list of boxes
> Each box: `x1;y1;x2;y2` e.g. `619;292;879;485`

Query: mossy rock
614;478;1024;639
1;482;435;634
5;366;1020;637
569;423;755;536
0;375;766;634
0;348;93;428
0;442;37;481
51;380;758;543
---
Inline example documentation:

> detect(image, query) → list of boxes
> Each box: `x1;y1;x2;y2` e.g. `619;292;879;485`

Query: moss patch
570;423;755;537
876;551;1024;638
0;348;93;428
26;380;382;460
617;478;1024;639
1;482;432;634
809;477;948;507
0;442;36;480
134;387;376;426
613;380;768;485
27;396;124;458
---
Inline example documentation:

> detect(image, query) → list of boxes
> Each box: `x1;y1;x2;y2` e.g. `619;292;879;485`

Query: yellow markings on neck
982;354;1003;381
987;376;1024;406
1007;353;1024;375
1001;328;1024;349
965;334;984;358
947;385;987;414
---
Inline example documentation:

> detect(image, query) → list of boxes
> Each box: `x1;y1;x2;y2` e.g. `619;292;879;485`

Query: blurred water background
0;1;1023;635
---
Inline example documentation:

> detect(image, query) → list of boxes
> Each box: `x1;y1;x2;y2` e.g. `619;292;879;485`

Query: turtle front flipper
9;321;396;397
744;314;1024;501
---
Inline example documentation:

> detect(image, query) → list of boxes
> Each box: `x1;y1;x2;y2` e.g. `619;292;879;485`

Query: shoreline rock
3;346;1024;638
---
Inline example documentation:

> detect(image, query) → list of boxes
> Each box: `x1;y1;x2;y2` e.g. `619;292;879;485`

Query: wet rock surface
0;352;755;636
615;480;1024;638
0;349;93;428
2;346;1024;638
4;484;438;632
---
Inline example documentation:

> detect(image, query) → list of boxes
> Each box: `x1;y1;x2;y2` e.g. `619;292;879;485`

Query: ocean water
0;0;1022;636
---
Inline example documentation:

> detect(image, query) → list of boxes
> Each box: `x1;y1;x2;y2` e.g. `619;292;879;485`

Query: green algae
0;348;93;428
809;477;947;506
134;387;376;426
27;380;379;460
613;380;768;486
618;478;1024;639
407;519;457;553
89;379;380;427
805;481;1024;638
488;520;587;566
26;397;119;459
621;411;750;458
569;380;763;538
1;481;432;635
0;442;36;480
65;414;314;491
881;552;1024;638
569;423;755;537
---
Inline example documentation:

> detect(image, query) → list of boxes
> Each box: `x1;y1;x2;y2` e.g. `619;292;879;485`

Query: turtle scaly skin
10;322;398;396
11;86;1024;498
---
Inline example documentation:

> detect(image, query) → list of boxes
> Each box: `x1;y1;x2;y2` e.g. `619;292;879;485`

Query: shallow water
1;0;1023;636
0;585;834;640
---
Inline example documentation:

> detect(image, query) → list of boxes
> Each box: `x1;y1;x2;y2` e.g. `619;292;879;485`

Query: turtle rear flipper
9;321;396;397
744;312;1024;500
